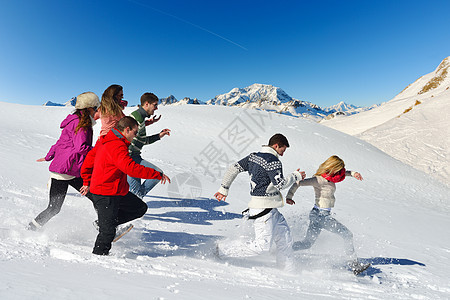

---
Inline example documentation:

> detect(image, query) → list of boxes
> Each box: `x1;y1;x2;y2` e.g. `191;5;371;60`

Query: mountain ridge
43;84;371;121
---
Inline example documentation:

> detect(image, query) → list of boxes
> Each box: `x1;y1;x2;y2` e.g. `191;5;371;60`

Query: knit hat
75;92;100;110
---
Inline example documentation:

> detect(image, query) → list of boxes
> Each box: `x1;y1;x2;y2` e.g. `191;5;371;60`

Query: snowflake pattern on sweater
218;146;301;208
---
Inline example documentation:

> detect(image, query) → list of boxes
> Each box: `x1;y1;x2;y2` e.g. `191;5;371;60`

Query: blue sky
1;0;449;107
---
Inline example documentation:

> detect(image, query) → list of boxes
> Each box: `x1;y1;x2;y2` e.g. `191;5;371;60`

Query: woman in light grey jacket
286;155;368;273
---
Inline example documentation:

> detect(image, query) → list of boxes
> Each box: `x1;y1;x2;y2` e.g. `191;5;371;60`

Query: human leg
140;160;163;196
127;156;143;199
68;177;94;202
91;194;120;255
117;192;148;225
271;209;295;271
31;178;70;228
127;155;162;198
322;214;355;256
218;208;274;258
293;208;323;251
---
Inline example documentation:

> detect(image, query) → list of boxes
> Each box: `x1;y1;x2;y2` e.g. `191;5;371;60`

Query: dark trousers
91;192;148;255
34;177;93;226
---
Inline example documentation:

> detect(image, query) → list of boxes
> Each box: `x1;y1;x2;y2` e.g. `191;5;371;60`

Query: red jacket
81;128;163;196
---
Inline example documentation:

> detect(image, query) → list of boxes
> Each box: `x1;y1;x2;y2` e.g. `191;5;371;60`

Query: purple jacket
45;114;93;177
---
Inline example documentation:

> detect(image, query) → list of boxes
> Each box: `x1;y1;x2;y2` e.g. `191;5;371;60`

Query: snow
1;102;450;299
321;57;450;186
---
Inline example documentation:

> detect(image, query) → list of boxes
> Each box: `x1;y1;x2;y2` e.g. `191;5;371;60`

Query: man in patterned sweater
128;93;171;199
214;133;305;272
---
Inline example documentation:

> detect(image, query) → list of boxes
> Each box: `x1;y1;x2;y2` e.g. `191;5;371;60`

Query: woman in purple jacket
28;92;100;230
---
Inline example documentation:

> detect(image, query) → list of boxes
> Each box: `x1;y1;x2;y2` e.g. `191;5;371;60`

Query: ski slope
321;57;450;186
0;102;449;299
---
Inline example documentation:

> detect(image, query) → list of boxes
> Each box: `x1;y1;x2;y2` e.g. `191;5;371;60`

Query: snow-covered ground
357;90;450;185
321;57;450;186
1;102;449;299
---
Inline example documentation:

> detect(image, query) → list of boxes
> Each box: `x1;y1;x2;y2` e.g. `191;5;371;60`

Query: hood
60;113;79;129
100;128;131;146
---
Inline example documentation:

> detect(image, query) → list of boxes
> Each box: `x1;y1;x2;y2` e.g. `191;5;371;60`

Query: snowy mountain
324;101;359;113
322;101;379;120
160;95;203;106
160;84;374;121
206;83;328;120
207;83;293;106
321;57;450;185
393;56;449;100
173;97;202;105
0;102;449;299
43;97;77;107
159;95;178;105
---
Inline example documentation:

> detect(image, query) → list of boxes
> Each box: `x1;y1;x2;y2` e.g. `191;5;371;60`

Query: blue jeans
293;207;355;256
127;155;163;199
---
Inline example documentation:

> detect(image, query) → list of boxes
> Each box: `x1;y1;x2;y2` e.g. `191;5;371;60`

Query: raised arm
267;161;303;192
346;170;363;181
286;176;319;202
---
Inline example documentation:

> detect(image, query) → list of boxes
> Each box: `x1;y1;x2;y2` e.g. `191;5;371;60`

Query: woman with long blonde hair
286;155;369;274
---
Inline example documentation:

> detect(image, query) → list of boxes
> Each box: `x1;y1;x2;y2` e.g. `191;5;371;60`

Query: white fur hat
75;92;100;109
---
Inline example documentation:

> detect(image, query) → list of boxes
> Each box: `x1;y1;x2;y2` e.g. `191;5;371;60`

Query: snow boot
113;224;134;242
213;243;223;260
27;219;42;231
348;259;371;275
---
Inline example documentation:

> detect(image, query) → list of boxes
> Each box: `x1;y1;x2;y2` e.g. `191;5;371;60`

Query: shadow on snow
127;228;221;258
358;257;426;276
124;195;241;258
143;195;242;225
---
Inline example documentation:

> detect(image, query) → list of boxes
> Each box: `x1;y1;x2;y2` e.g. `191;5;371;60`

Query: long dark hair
74;109;92;134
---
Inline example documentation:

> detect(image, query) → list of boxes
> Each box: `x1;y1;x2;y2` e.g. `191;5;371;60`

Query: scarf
321;168;346;183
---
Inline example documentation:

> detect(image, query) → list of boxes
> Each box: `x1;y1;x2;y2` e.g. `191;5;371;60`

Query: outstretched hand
214;192;227;202
353;172;363;181
145;115;161;126
160;174;171;184
286;198;295;205
159;129;171;138
80;185;90;196
297;168;306;180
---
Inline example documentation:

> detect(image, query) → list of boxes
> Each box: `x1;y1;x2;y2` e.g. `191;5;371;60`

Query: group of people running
28;84;367;273
29;85;170;255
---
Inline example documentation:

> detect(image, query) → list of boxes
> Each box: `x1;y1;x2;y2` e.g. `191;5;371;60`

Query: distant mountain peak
207;83;293;106
43;97;76;107
324;101;359;112
160;95;202;106
160;95;178;105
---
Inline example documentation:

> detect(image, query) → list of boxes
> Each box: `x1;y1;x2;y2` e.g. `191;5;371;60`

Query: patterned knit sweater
218;146;302;208
129;106;160;156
